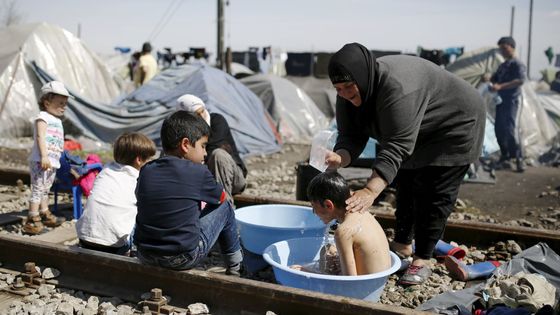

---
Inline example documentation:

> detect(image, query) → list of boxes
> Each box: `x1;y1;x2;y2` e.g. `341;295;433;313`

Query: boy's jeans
137;202;242;270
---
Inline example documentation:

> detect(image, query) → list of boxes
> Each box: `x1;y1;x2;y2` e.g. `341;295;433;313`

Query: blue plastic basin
262;237;401;302
235;204;326;255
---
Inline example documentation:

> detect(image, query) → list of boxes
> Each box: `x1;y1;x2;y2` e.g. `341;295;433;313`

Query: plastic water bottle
487;85;502;106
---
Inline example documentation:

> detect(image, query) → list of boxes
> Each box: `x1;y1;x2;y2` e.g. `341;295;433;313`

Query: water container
263;237;401;302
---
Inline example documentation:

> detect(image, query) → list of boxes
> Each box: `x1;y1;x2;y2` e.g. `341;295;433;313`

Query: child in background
306;172;391;275
76;132;156;255
134;111;243;275
24;81;69;235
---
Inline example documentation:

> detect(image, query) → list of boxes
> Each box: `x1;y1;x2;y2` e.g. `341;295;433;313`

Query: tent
285;76;337;119
240;74;329;143
118;64;281;157
446;47;504;87
0;23;121;138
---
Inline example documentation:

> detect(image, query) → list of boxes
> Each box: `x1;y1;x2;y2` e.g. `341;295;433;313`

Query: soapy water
290;223;341;275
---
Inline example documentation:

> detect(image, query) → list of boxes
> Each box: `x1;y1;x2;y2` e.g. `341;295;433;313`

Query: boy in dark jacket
134;111;242;275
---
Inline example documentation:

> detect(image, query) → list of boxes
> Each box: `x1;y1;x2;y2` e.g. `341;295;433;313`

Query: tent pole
509;6;515;37
217;0;225;70
527;0;533;79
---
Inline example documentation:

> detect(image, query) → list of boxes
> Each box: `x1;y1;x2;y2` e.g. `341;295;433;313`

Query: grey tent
240;74;329;143
118;64;281;157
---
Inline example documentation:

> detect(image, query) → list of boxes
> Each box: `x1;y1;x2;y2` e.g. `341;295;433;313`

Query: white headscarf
176;94;211;126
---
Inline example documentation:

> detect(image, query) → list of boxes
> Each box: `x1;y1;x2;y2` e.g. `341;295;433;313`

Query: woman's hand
345;170;387;213
325;151;342;170
345;188;378;213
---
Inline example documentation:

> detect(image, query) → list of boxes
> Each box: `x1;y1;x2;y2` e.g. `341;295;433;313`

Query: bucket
263;237;401;302
235;204;326;255
295;162;320;201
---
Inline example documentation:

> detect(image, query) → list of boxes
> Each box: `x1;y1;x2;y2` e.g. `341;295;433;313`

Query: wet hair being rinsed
307;172;350;209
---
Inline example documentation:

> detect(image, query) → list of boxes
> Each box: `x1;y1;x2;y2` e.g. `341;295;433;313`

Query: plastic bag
309;130;336;172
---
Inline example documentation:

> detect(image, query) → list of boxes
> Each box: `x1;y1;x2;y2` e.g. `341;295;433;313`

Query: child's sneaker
40;210;66;227
23;216;46;235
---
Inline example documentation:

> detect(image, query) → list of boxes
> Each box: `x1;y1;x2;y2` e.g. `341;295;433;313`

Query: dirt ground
458;166;560;221
1;143;559;223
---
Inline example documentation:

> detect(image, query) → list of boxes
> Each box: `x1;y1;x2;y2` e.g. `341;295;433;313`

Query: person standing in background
134;42;158;87
491;36;527;172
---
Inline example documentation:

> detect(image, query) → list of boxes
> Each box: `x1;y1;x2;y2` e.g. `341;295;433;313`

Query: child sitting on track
134;111;243;275
76;132;156;255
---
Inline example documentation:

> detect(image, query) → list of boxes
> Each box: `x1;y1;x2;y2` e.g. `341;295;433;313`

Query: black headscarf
328;43;380;130
328;43;379;106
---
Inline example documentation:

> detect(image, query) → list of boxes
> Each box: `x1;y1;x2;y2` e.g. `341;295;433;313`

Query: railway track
0;234;425;315
1;168;559;314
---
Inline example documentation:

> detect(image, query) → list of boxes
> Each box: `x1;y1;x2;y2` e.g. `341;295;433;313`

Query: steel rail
0;234;427;315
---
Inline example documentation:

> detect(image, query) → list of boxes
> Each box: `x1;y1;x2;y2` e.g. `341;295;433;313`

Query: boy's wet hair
113;132;156;166
37;93;56;111
307;172;350;209
161;111;210;153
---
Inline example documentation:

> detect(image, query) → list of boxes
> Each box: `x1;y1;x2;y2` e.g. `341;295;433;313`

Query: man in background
491;36;527;172
134;42;158;87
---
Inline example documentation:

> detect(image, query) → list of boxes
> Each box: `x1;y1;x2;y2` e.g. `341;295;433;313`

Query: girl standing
24;81;69;234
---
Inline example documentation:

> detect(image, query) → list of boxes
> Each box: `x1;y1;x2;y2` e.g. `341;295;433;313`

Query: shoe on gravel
23;216;46;235
398;264;432;286
40;210;66;227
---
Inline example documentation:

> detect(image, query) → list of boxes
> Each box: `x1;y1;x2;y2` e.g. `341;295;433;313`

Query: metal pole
217;0;225;70
527;0;533;79
509;6;515;37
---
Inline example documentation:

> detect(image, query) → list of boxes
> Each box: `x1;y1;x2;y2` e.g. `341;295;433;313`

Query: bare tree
1;0;24;27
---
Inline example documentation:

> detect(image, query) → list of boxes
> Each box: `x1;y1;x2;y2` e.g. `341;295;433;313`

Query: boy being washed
303;172;391;276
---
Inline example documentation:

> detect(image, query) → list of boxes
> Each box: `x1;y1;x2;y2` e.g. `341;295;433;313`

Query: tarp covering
119;64;281;156
285;76;337;119
33;63;281;157
537;90;560;128
519;83;559;159
240;74;329;143
0;23;121;138
447;47;504;87
418;243;560;313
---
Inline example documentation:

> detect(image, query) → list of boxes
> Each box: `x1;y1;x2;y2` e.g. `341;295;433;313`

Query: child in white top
24;81;70;235
76;132;156;255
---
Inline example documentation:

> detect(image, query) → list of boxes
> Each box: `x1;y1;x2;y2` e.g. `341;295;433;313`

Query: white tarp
240;74;329;143
0;23;121;138
446;46;504;87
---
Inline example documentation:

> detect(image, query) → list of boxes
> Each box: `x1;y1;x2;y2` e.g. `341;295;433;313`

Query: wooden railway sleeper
140;288;175;315
3;276;35;296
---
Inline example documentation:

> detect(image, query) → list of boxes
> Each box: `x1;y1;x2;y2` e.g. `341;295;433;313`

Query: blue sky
12;0;560;78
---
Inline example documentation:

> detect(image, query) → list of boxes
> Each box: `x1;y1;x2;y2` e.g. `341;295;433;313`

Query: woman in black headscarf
325;43;485;285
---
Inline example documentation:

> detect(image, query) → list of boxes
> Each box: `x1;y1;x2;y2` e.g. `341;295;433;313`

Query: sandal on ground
398;264;432;286
23;216;46;235
40;210;66;227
